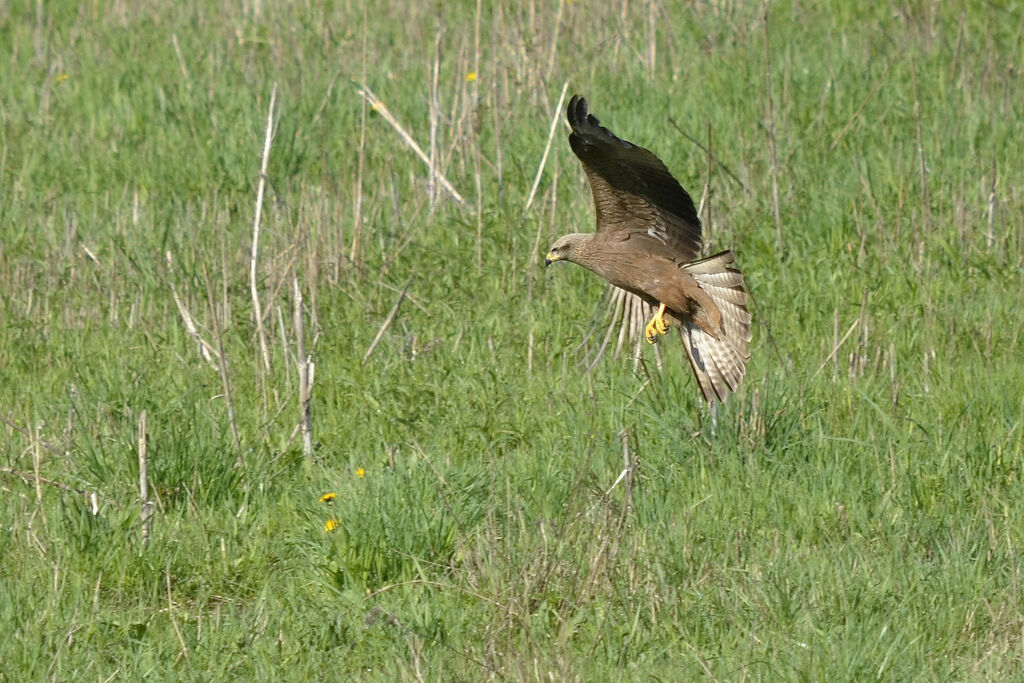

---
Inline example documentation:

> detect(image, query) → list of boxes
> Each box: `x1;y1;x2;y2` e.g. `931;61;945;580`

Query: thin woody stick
362;279;411;365
523;81;569;216
250;84;277;371
293;274;314;458
357;85;469;207
139;411;154;547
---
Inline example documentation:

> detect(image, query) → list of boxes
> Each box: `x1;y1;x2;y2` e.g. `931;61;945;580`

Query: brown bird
545;95;751;403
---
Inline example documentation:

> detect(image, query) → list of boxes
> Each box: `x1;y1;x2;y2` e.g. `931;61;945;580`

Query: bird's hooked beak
544;251;563;267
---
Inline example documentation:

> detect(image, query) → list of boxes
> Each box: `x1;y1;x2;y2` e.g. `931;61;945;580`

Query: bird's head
544;233;589;267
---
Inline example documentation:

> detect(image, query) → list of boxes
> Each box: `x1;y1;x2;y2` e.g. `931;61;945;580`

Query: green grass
3;0;1024;679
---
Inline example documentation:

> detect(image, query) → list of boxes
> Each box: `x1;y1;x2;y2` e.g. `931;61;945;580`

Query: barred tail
681;251;752;403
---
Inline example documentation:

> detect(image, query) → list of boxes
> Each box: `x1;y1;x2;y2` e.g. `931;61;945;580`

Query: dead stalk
428;27;442;210
169;262;220;368
524;81;569;217
139;410;154;547
545;0;565;82
357;85;469;207
363;279;411;365
473;0;483;271
171;34;191;89
33;422;42;503
666;117;747;192
606;429;636;496
250;84;277;372
293;274;314;458
166;565;189;659
814;316;860;379
986;161;997;250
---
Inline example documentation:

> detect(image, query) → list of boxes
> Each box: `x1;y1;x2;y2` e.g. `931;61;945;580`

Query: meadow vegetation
2;0;1023;679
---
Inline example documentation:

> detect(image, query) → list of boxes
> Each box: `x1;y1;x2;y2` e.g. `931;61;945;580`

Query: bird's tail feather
680;251;752;402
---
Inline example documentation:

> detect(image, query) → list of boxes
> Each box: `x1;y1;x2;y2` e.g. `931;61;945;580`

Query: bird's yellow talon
644;303;670;343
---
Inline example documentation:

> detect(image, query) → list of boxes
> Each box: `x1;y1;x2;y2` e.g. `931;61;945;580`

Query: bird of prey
545;95;751;403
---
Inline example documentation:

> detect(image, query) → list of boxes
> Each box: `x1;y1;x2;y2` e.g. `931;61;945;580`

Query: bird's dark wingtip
567;94;591;130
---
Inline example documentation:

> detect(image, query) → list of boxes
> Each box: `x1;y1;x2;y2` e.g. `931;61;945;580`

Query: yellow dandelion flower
324;518;340;532
319;492;338;503
356;467;365;478
466;71;477;82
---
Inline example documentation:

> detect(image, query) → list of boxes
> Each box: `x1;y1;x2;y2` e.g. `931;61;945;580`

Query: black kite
545;95;751;403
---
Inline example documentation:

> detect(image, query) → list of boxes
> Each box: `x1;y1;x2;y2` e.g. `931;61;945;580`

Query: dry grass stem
138;410;154;547
523;81;569;217
815;316;860;379
362;279;411;365
293;274;314;458
250;84;277;373
428;27;441;210
357;85;469;207
169;283;220;369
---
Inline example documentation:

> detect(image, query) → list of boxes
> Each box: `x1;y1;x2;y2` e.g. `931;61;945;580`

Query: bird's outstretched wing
567;95;702;263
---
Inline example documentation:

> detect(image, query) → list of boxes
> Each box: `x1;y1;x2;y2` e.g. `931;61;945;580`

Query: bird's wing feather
576;285;662;373
567;95;702;262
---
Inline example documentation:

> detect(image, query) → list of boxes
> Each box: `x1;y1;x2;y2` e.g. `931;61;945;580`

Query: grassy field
3;0;1024;679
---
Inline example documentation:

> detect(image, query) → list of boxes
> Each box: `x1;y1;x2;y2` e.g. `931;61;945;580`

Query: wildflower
324;518;340;532
465;71;477;82
356;468;365;478
56;74;69;83
319;492;338;503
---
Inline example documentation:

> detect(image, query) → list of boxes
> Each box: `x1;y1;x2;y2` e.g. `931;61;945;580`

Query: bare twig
250;84;277;372
293;274;314;458
362;280;411;365
666;117;746;192
986;161;997;250
524;81;569;216
32;422;42;503
606;429;636;496
169;281;220;369
166;565;189;660
357;85;469;207
0;413;61;455
472;0;484;271
139;411;154;547
428;28;442;210
545;0;565;81
814;316;860;379
0;466;95;502
171;34;191;90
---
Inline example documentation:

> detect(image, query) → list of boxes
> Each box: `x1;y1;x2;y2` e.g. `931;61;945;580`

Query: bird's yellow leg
644;303;671;344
